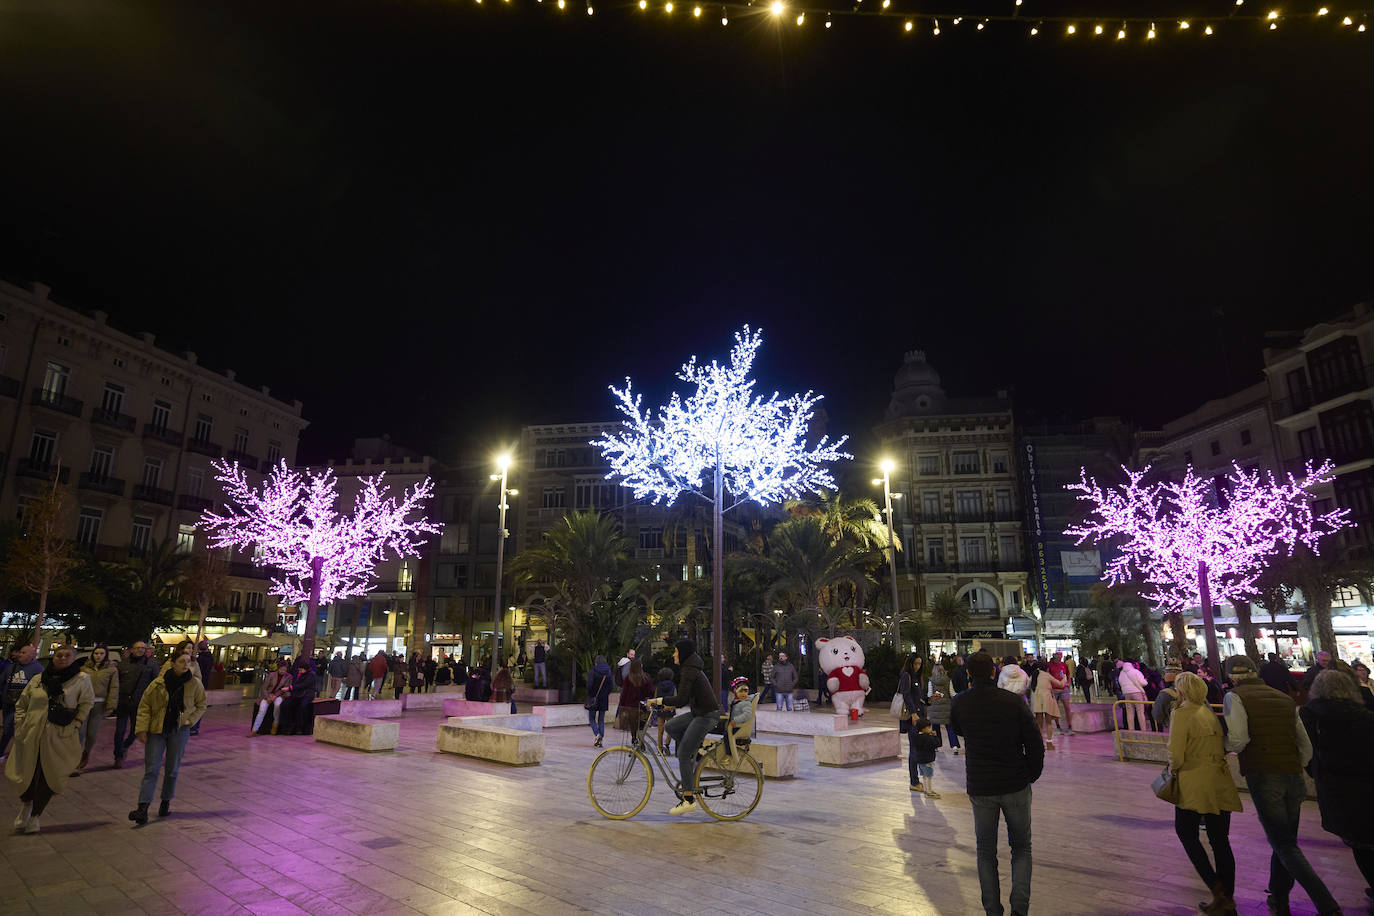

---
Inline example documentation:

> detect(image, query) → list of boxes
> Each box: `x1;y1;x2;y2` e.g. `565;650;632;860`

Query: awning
153;633;189;646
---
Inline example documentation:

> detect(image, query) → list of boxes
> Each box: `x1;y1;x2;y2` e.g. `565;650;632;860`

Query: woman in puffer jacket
996;655;1030;701
129;652;207;823
76;645;119;773
927;664;959;755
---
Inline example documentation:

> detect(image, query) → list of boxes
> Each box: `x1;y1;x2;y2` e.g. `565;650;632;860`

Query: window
1297;426;1321;460
232;427;249;453
991;454;1008;474
535;449;547;468
475;564;496;588
76;508;102;545
130;516;153;555
29;430;56;466
229;591;242;612
100;383;124;415
959;537;988;564
965;586;999;610
639;528;663;550
89;446;114;479
142;457;163;488
201;392;212;402
41;361;69;397
952;451;979;474
999;534;1017;560
239;408;249;417
541;486;566;509
187;467;204;497
161;376;171;387
926;537;944;566
193;413;213;442
151;399;172;431
1210;440;1221;457
176;523;196;554
921;491;941;519
1240;428;1252;446
918;455;940;476
246;593;265;613
266;439;282;466
113;357;125;369
56;335;71;348
994;489;1013;515
398;561;414;591
956;490;982;517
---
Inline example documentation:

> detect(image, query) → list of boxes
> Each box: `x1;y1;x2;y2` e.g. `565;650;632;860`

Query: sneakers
1045;740;1055;749
953;747;960;756
593;736;602;748
13;802;32;832
668;796;698;815
924;789;942;799
24;817;38;835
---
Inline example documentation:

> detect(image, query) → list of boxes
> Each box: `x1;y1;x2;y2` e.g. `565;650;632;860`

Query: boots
271;722;279;735
158;800;170;818
1199;883;1237;915
129;803;149;825
77;749;89;771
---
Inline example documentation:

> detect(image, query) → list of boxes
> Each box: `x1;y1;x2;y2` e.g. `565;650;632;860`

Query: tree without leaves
4;473;75;645
182;549;230;641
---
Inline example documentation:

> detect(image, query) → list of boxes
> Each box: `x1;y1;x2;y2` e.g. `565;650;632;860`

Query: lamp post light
873;459;904;634
489;456;518;668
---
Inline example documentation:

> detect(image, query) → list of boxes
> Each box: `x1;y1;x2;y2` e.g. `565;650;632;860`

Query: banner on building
1060;550;1102;580
1022;443;1052;612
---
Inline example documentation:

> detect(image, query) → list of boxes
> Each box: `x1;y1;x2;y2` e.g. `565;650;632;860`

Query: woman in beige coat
76;645;118;773
6;645;93;835
1167;672;1241;916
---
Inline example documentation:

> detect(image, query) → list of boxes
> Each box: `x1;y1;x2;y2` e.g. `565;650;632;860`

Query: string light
825;12;832;27
1318;6;1329;12
1029;23;1038;35
638;0;646;7
1094;23;1103;34
557;0;564;8
1270;20;1277;27
1360;20;1367;29
1343;14;1353;22
952;17;961;24
881;0;890;8
977;19;986;29
587;1;594;13
1267;9;1278;18
1117;24;1126;38
665;1;673;11
932;17;940;34
904;18;913;31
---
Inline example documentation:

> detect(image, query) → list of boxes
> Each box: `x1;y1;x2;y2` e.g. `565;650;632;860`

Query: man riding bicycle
647;639;720;816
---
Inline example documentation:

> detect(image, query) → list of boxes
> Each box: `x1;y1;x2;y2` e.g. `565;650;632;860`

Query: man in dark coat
1260;652;1298;696
950;651;1044;916
113;640;158;766
950;655;969;694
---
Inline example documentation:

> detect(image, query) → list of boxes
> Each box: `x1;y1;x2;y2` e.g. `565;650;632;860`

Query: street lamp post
874;460;903;635
489;456;518;668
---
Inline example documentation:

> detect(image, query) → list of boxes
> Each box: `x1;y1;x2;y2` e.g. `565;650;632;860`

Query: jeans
139;726;190;806
775;691;794;711
587;707;605;738
665;713;716;795
252;697;284;732
113;703;136;759
944;724;960;748
1175;808;1234;895
79;700;105;749
1245;772;1340;913
533;662;546;687
907;729;924;786
917;762;933;782
759;684;774;702
370;677;385;699
970;785;1033;916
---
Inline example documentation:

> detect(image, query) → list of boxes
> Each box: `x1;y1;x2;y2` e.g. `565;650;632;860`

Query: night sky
1;0;1370;467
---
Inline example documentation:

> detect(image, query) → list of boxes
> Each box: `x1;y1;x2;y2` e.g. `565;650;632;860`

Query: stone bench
701;739;798;778
513;687;561;704
1066;704;1115;734
339;699;403;718
442;698;505;717
401;692;448;711
444;713;543;732
436;724;545;765
205;688;250;707
434;684;463;693
533;704;594;727
755;709;849;736
314;715;399;752
814;727;901;767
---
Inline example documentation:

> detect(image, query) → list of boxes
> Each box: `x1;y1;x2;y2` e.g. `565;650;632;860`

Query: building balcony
142;424;184;447
14;458;69;484
1285;451;1374;477
954;509;990;523
1274;366;1374;420
177;494;215;513
132;484;174;506
226;450;259;471
635;547;664;559
186;438;222;458
31;388;82;417
0;376;20;399
91;407;137;433
370;579;416;594
228;561;270;579
78;472;126;497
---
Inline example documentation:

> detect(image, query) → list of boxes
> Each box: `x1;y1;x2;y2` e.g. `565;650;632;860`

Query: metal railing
132;484;174;505
1273;365;1374;419
91;408;136;432
142;424;184;446
78;472;126;496
31;387;82;416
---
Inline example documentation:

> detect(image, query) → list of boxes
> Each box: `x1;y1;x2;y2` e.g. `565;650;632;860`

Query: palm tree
926;589;969;648
1087;582;1158;668
787;491;893;552
734;516;872;637
509;511;637;616
1072;599;1146;661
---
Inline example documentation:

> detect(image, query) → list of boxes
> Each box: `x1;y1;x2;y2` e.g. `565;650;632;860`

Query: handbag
898;705;911;734
1151;766;1181;805
584;676;606;710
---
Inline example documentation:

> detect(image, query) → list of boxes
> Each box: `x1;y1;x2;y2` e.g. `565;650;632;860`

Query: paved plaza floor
1;700;1365;916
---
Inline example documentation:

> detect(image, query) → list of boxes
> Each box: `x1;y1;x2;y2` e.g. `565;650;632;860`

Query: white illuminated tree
593;326;850;690
1065;461;1351;674
199;460;441;658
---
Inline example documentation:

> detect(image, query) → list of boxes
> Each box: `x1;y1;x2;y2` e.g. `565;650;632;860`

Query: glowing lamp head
639;0;646;7
881;0;889;8
664;1;672;11
1317;7;1328;14
721;12;728;23
904;19;913;31
1205;23;1214;33
692;4;700;14
1147;23;1156;37
824;15;831;27
1267;10;1278;19
1117;27;1126;38
1030;25;1038;35
586;4;593;13
1094;24;1102;34
881;459;895;474
1066;23;1075;34
1342;15;1352;24
770;0;783;14
795;12;804;25
1179;20;1189;28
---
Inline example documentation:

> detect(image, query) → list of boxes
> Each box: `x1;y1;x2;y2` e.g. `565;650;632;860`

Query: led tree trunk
1196;560;1219;678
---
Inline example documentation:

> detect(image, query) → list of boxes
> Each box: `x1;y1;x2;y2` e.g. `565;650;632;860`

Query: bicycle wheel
693;750;764;821
587;746;653;820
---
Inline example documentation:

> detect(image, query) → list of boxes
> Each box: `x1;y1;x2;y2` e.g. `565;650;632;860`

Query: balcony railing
132;484;174;506
142;424;184;447
91;407;137;432
177;494;215;513
1274;365;1374;419
78;472;126;496
15;458;70;483
74;543;129;563
226;449;258;471
228;561;270;579
186;438;222;458
31;388;82;417
0;376;20;399
370;579;416;593
920;560;1020;575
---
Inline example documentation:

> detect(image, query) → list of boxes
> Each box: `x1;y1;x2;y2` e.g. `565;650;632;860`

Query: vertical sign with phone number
1023;443;1052;613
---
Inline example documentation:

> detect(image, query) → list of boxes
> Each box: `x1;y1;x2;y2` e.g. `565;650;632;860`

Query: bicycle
586;692;764;821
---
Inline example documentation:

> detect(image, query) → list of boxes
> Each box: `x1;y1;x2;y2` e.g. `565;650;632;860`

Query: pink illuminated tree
199;460;441;658
1065;461;1352;675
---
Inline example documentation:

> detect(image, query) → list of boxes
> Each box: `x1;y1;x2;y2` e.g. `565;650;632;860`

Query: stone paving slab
3;703;1367;915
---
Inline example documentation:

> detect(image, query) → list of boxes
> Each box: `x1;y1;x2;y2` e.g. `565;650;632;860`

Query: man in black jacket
950;652;1044;916
950;655;969;694
650;639;720;817
113;640;158;767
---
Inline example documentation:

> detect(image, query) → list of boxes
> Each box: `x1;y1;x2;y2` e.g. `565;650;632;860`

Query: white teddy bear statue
817;636;870;717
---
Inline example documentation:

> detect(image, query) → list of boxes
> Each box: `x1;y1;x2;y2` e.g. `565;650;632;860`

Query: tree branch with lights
593;326;850;691
1065;460;1351;674
199;460;441;658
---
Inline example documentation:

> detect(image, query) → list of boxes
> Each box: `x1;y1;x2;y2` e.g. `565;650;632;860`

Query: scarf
163;668;192;733
41;660;82;726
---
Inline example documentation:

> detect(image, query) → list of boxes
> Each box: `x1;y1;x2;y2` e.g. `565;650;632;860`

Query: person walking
585;656;614;748
760;653;775;703
899;654;931;790
1046;652;1075;734
367;650;389;700
75;646;118;774
1167;672;1241;915
327;652;347;699
343;654;365;701
996;654;1029;701
1030;660;1067;749
1117;660;1149;731
1;642;45;758
532;640;547;688
1075;656;1094;704
1300;669;1374;900
423;655;437;693
128;651;206;824
928;663;959;755
771;651;798;712
647;639;720;816
113;640;157;768
408;652;424;694
250;659;293;736
615;658;652;743
950;652;1044;916
1222;655;1341;916
6;645;93;835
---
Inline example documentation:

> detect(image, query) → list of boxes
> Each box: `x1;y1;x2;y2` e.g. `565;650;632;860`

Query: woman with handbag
897;654;928;792
585;655;614;748
615;658;652;743
1167;671;1241;915
7;645;94;835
